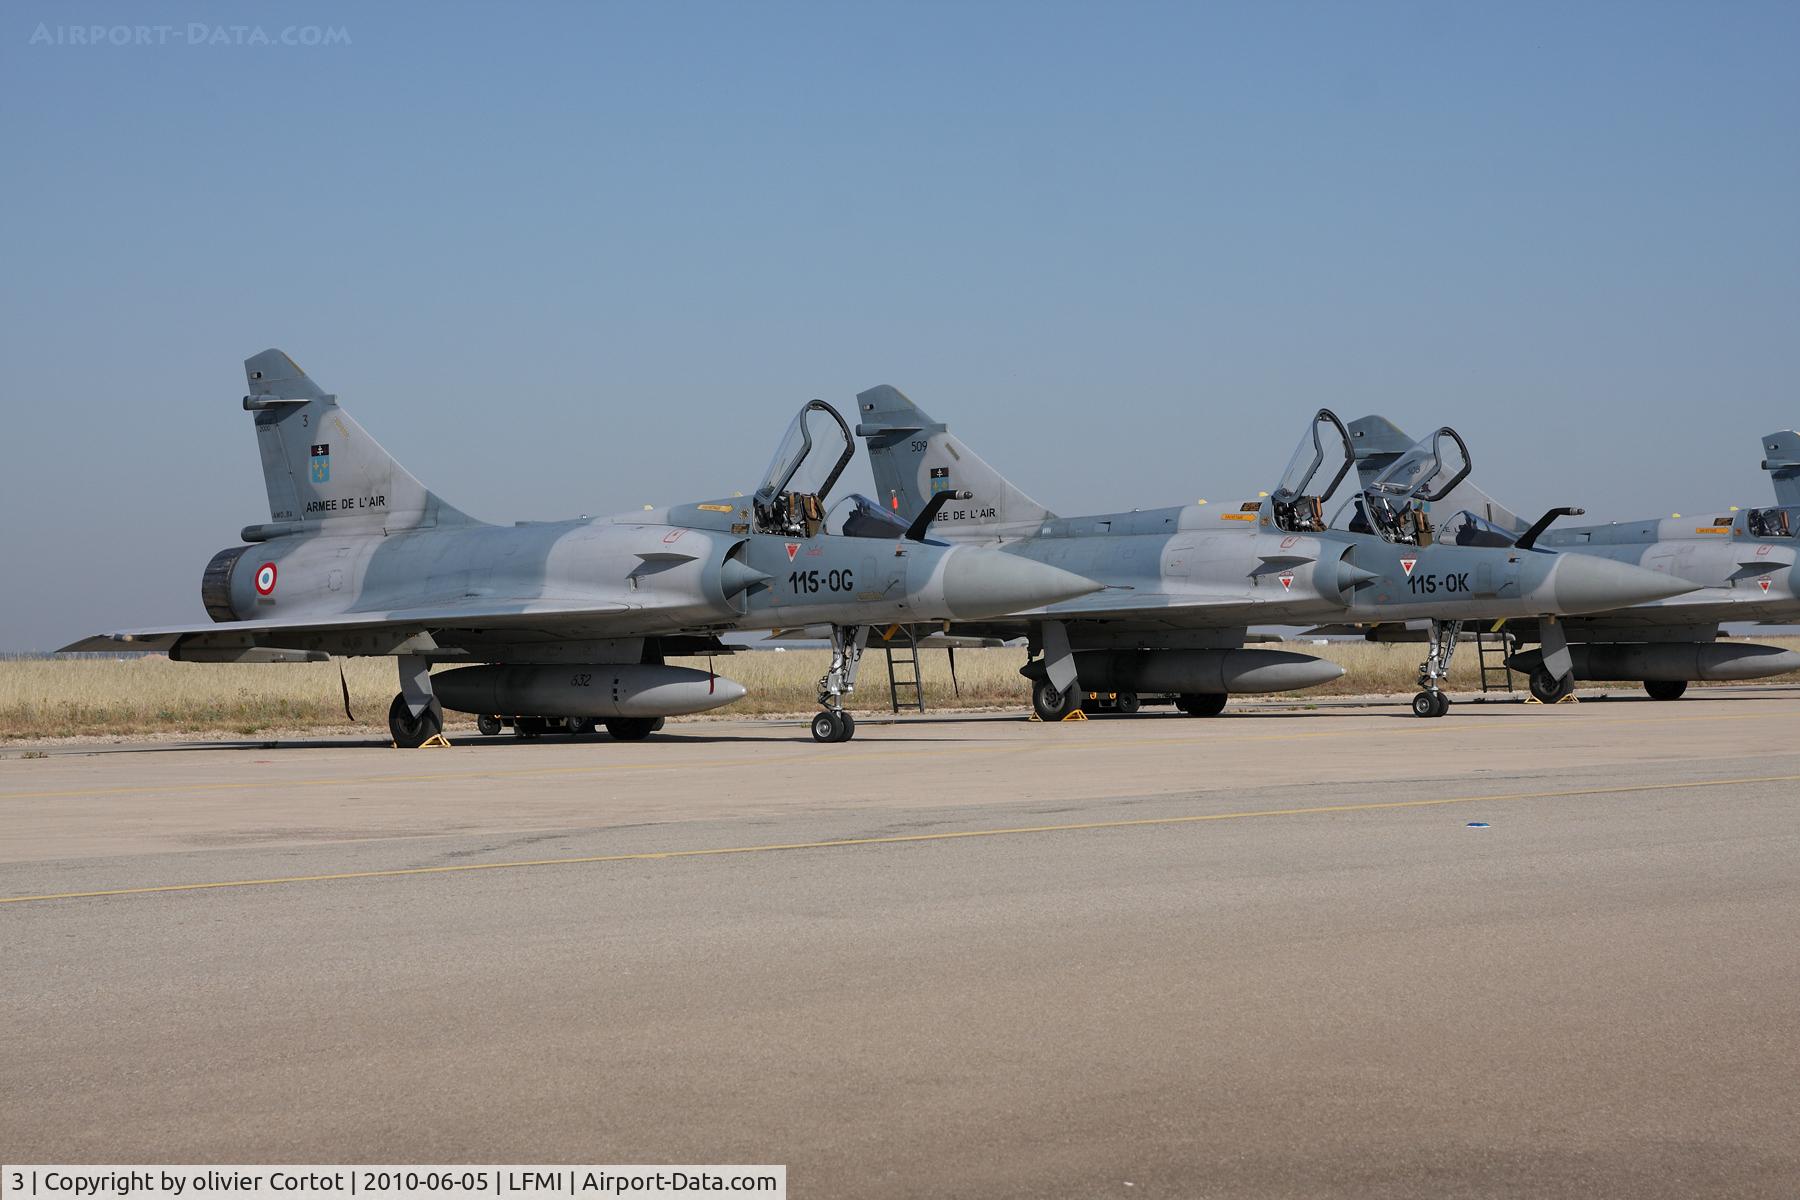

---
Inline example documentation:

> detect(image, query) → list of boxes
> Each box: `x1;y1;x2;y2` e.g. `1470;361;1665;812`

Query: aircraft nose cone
940;547;1101;618
1549;554;1697;613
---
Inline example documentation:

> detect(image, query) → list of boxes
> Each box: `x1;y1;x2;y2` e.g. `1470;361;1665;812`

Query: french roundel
254;562;278;595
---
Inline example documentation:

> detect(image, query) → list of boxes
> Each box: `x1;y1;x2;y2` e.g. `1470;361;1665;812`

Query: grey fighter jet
855;388;1694;719
1342;417;1800;702
61;351;1099;744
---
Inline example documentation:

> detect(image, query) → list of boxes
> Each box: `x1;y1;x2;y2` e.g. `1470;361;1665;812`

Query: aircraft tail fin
242;349;476;537
1761;430;1800;506
1347;414;1529;532
854;385;1055;538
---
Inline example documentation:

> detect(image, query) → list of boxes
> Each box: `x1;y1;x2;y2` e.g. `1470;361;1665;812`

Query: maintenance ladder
1476;628;1517;693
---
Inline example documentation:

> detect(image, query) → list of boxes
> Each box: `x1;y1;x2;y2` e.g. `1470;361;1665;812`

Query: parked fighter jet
60;351;1099;744
854;388;1693;718
1343;417;1800;701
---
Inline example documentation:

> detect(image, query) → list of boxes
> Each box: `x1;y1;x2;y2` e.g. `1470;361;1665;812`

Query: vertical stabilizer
243;349;476;535
854;385;1055;540
1761;430;1800;506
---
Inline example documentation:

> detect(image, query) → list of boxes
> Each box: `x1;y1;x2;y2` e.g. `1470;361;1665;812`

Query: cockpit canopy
1352;426;1473;546
754;400;855;537
1437;509;1517;548
1746;506;1795;539
1269;409;1355;534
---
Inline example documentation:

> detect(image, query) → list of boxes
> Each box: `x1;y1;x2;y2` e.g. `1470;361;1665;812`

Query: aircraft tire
388;694;444;748
476;714;503;737
835;711;856;741
1177;693;1228;717
1032;681;1077;722
1644;679;1689;701
605;717;659;742
515;716;550;739
1411;691;1443;719
1528;666;1575;704
811;711;843;742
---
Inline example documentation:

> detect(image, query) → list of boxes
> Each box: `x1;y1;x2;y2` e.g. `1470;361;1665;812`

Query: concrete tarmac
4;691;1799;1197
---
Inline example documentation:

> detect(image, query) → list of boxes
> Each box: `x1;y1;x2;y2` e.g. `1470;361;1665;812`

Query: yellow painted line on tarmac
5;771;1797;907
0;707;1780;804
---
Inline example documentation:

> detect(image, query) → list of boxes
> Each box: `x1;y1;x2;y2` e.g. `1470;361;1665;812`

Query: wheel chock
1555;693;1580;705
1062;709;1088;722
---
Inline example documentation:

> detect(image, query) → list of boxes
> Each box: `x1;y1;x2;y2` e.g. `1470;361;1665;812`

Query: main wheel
1177;693;1229;717
811;711;844;742
605;717;658;741
388;693;444;748
1032;680;1078;722
476;714;503;737
1529;666;1575;703
835;711;857;742
1114;691;1141;715
1411;690;1443;719
1644;679;1689;701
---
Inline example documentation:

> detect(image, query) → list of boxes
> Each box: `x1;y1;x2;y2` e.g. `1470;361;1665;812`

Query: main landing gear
387;655;444;747
1411;619;1460;718
813;624;868;742
1528;666;1576;704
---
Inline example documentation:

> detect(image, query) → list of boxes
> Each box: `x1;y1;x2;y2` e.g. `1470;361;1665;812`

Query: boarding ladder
1476;628;1516;694
881;626;926;714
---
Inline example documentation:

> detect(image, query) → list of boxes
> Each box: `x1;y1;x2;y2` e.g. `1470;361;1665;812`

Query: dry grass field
5;638;1798;741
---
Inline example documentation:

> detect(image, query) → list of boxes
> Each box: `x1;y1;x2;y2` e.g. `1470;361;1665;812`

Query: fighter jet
61;351;1099;744
854;388;1694;718
1341;417;1800;702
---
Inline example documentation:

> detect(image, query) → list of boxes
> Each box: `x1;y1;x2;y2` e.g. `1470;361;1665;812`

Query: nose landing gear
1411;619;1461;718
812;624;868;742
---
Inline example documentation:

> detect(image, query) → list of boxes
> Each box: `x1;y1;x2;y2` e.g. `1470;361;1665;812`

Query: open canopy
753;400;854;537
1269;409;1355;534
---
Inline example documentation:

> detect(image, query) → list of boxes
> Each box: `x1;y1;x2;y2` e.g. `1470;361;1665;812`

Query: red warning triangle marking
785;543;800;562
1278;574;1294;592
1400;558;1417;577
1760;578;1771;594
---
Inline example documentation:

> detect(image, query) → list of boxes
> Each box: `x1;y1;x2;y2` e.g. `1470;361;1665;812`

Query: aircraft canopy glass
827;493;916;540
1356;427;1474;545
754;400;855;537
1269;409;1355;534
1438;510;1518;548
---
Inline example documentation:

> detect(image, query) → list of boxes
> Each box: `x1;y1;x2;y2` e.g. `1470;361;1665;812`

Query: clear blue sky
2;1;1796;649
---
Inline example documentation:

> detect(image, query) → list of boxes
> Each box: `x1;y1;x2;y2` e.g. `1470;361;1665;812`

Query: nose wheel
1411;619;1462;718
811;709;857;742
1411;689;1451;718
813;624;868;743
